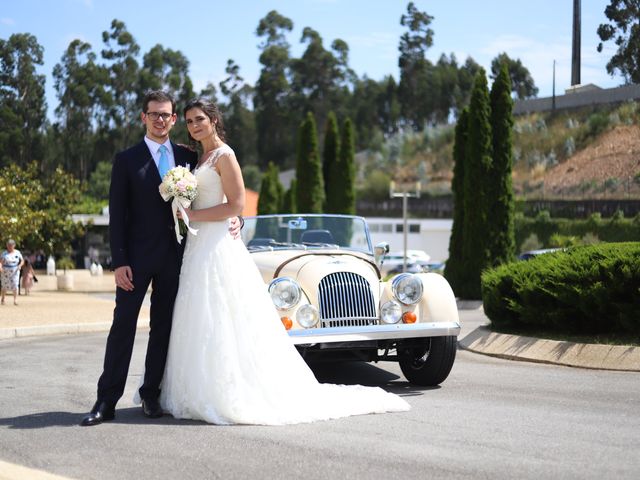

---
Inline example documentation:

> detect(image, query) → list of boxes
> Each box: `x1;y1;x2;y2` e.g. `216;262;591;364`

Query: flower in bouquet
159;166;198;242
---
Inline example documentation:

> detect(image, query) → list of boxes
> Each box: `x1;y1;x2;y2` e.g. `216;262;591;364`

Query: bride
156;98;410;425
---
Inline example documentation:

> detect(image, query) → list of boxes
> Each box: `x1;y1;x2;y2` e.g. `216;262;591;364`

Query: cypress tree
460;69;492;299
335;117;356;214
257;162;282;215
488;62;516;266
282;178;297;214
322;112;339;206
295;112;325;213
326;116;356;214
444;107;469;294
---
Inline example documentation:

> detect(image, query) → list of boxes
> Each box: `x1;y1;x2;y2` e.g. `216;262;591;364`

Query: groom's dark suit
97;139;197;405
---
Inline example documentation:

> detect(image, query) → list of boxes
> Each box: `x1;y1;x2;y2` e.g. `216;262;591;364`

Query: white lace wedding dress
158;145;410;425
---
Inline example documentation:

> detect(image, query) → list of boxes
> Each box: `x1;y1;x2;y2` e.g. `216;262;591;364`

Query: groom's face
142;100;176;143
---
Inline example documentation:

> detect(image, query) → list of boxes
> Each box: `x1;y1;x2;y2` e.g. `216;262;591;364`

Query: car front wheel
398;336;457;386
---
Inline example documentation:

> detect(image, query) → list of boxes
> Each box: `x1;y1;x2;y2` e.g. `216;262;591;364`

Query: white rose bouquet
159;166;198;242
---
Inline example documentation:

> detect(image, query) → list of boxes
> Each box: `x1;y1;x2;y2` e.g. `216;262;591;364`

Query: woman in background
1;239;24;305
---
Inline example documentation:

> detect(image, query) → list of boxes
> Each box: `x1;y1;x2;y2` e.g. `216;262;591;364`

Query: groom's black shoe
80;400;115;426
141;398;163;418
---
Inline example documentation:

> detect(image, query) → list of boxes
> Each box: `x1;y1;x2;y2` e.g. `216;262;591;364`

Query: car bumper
288;321;461;345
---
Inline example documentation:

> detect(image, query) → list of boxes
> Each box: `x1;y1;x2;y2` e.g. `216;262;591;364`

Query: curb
0;322;149;341
459;326;640;372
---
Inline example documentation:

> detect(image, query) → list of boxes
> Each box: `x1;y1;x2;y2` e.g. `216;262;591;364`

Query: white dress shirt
144;136;176;172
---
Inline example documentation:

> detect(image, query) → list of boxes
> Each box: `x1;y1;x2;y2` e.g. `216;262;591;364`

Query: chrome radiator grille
317;272;377;327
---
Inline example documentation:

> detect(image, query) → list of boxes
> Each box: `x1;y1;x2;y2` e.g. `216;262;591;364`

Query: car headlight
296;304;319;328
392;273;423;305
381;301;402;324
268;277;302;310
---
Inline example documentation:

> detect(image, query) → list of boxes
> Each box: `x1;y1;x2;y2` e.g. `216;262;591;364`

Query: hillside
357;102;640;201
542;124;640;198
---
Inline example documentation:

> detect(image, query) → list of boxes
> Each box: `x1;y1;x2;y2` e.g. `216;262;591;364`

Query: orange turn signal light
281;316;293;330
402;312;417;324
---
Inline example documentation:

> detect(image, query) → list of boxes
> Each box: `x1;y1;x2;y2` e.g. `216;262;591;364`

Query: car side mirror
374;242;390;265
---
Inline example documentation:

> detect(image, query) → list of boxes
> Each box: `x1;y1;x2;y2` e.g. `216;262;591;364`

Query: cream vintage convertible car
241;214;461;386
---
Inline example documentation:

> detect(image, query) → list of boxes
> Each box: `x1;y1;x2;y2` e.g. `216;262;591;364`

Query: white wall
366;217;453;263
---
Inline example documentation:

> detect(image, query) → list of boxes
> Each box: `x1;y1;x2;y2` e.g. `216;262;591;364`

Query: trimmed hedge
515;212;640;250
481;242;640;335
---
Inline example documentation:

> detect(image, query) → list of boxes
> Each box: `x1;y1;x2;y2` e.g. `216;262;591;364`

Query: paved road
1;321;639;479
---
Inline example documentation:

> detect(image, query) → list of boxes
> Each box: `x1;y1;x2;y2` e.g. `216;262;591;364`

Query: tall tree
281;178;297;214
490;53;538;99
398;2;434;130
295;112;324;213
219;59;257;165
488;62;516;266
254;10;294;168
290;28;354;129
257;162;283;214
444;108;469;293
597;0;640;83
139;44;194;104
322;111;339;203
100;19;141;151
0;33;47;168
460;69;492;299
333;117;356;214
53;39;110;181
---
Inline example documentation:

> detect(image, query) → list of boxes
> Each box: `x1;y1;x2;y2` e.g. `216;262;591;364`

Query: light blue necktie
158;144;170;178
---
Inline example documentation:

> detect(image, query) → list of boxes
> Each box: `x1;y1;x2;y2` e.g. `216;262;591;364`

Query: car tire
398;336;457;386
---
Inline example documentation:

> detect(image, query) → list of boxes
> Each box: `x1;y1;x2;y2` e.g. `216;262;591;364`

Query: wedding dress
158;145;410;425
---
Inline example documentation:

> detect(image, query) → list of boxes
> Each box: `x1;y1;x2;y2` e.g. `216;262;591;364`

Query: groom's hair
142;90;176;114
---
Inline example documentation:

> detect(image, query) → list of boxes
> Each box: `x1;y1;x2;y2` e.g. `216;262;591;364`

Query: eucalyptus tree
254;10;294;168
597;0;640;83
219;59;257;165
0;33;47;168
398;2;434;130
53;39;110;181
101;19;141;151
290;28;354;132
490;53;538;99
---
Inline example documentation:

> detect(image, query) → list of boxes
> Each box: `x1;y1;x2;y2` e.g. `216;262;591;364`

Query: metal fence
356;197;640;219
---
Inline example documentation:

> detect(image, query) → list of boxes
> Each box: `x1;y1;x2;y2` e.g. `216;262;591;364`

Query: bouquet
159;166;198;242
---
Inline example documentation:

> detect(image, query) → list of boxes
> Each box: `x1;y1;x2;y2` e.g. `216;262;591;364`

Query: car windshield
241;215;372;254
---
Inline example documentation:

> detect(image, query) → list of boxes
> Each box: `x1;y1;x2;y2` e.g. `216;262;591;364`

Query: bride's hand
177;206;194;221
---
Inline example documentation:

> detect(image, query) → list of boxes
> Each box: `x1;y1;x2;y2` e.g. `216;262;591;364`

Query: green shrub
482;242;640;335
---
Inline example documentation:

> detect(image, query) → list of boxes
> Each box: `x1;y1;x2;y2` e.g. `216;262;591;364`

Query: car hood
250;250;380;294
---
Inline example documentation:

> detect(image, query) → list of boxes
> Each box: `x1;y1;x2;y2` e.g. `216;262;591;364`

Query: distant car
517;248;563;261
380;250;431;276
241;214;460;386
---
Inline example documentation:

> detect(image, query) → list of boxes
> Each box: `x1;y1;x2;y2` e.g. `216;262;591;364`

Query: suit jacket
109;140;198;271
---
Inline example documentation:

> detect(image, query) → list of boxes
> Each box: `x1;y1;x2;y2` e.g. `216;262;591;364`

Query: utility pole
552;60;556;111
571;0;581;86
389;181;421;272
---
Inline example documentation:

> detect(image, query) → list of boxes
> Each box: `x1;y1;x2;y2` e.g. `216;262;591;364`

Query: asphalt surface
1;324;639;479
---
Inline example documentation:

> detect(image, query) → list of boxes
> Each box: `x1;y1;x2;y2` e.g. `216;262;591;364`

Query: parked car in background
517;248;563;261
241;214;460;386
380;249;431;276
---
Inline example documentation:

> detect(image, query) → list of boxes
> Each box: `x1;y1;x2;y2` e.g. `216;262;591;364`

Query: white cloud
1;17;15;26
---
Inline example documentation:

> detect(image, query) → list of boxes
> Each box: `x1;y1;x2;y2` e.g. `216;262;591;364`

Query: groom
81;90;241;426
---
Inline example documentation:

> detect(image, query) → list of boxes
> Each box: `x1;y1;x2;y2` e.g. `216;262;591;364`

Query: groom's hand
228;216;242;240
114;266;134;291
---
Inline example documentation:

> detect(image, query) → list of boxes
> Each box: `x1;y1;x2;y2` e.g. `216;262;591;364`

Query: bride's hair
183;98;227;143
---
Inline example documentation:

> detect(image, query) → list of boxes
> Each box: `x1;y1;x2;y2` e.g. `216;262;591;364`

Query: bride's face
185;107;215;142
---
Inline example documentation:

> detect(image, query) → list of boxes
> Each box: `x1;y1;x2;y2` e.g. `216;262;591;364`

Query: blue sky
1;0;625;117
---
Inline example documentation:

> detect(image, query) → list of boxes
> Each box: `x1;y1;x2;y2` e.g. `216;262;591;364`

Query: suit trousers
97;250;181;404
